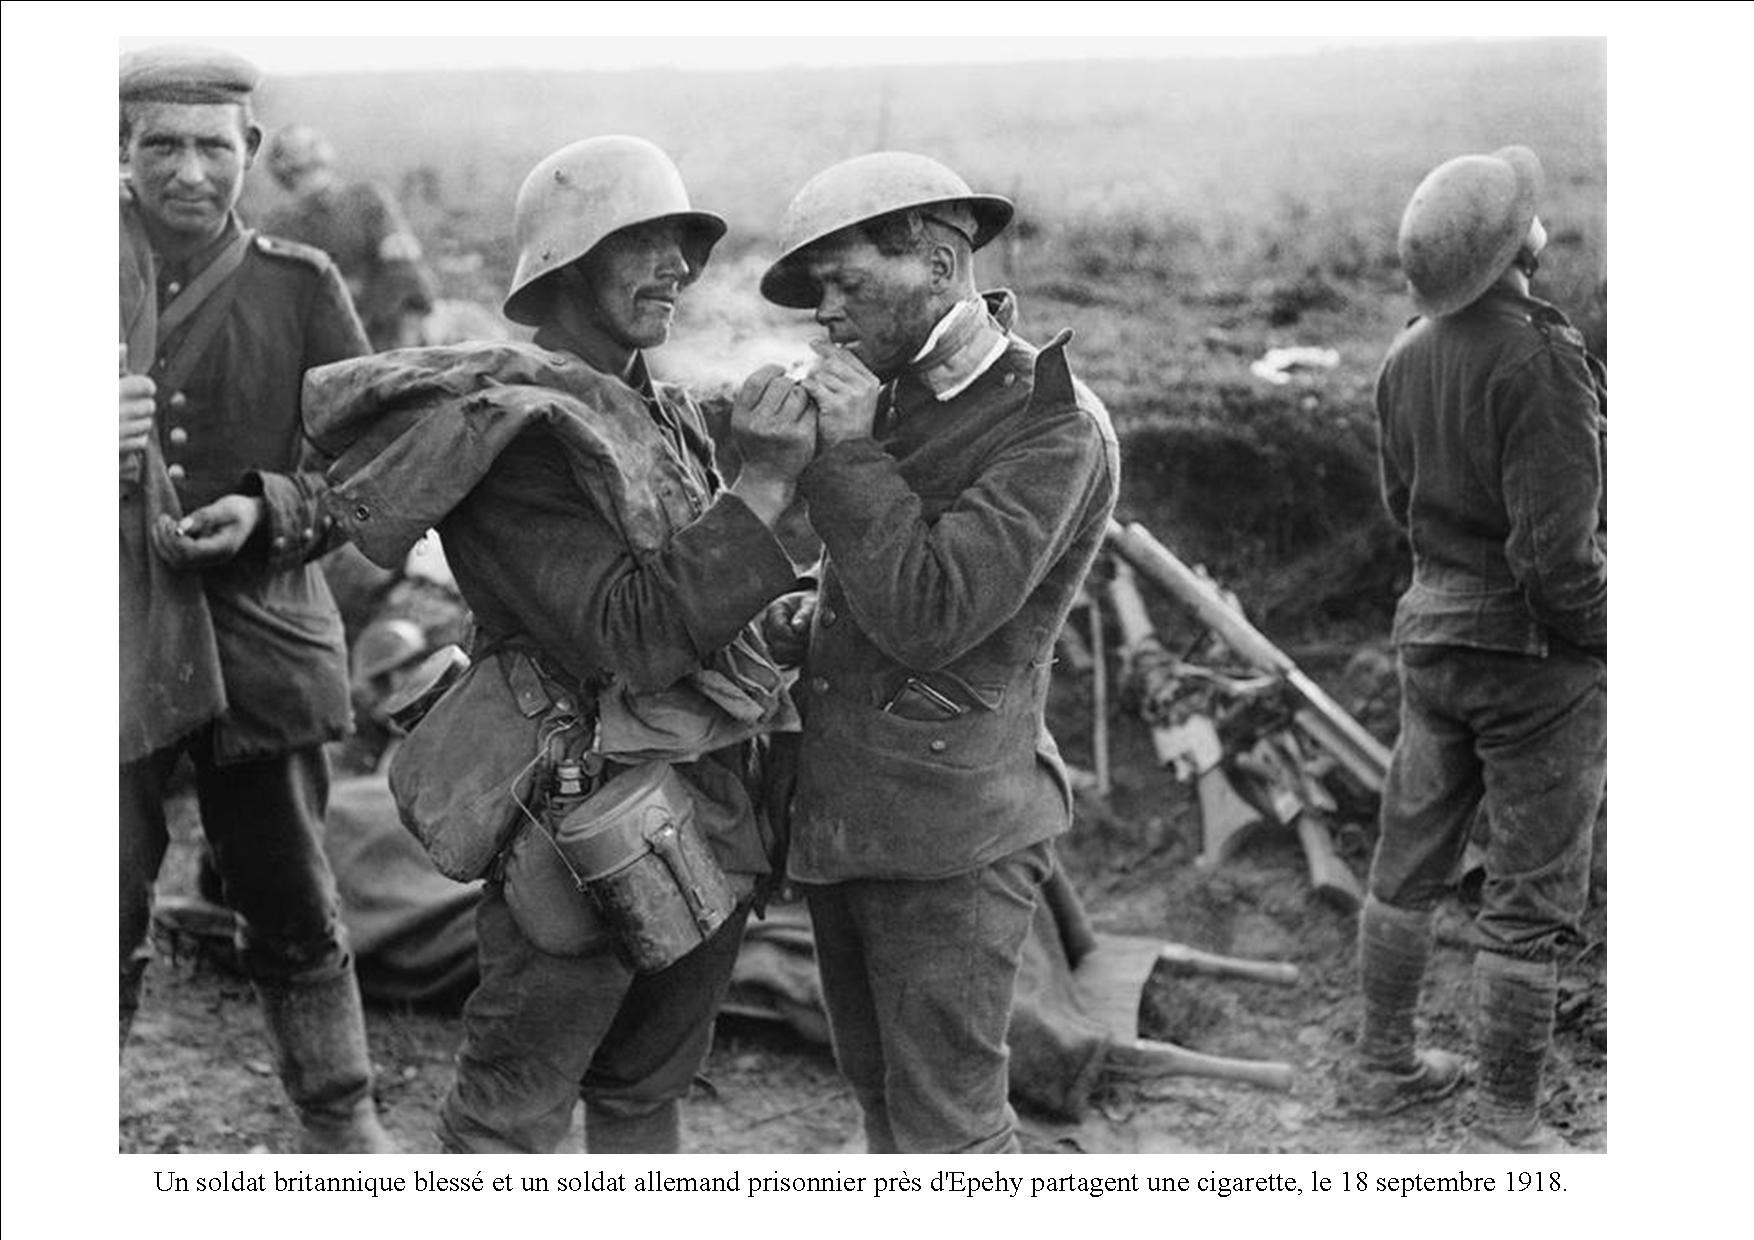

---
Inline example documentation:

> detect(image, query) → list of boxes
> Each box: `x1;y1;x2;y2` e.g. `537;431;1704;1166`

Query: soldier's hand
732;364;818;481
729;365;817;530
801;340;881;447
120;373;156;466
760;590;818;667
150;495;266;569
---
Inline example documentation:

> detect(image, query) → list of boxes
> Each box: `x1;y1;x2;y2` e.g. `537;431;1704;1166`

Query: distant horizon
116;33;1517;77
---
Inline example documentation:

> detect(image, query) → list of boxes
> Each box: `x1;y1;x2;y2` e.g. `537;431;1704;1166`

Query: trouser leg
1466;649;1603;1151
1472;649;1606;963
803;886;897;1153
196;745;390;1151
195;745;347;983
1343;650;1477;1112
439;886;635;1153
119;751;175;1055
809;843;1050;1155
581;904;751;1153
1367;650;1482;912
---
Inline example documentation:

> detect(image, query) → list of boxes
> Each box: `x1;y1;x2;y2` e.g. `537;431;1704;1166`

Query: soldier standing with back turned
1340;146;1606;1154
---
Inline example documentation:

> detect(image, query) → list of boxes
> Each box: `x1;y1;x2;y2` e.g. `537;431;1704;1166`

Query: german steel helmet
503;135;727;327
267;124;335;182
759;151;1015;308
351;618;427;686
1398;145;1543;318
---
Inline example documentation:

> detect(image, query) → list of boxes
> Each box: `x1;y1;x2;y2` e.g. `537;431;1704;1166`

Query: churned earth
119;653;1605;1157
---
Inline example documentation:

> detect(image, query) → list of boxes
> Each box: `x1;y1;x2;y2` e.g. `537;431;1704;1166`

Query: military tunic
120;196;370;1007
1369;286;1607;962
304;337;801;1152
128;205;366;760
789;293;1119;1154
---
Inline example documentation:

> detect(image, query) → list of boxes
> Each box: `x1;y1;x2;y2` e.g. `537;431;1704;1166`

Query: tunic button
354;504;371;520
272;536;288;551
820;606;837;628
1002;372;1017;386
167;281;182;296
167;426;189;446
928;739;949;753
810;677;829;695
169;391;188;409
166;463;186;482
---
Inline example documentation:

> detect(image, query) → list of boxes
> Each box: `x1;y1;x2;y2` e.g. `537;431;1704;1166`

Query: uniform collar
1466;284;1570;328
154;213;243;291
531;324;656;399
906;293;1013;403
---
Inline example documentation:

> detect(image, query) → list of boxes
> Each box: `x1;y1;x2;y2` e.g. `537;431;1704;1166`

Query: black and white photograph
8;3;1736;1228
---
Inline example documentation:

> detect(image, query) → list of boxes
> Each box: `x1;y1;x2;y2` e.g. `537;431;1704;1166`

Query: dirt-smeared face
803;233;937;380
577;218;691;352
125;102;256;242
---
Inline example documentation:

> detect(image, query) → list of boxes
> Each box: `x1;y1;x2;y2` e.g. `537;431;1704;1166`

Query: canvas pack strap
156;229;254;397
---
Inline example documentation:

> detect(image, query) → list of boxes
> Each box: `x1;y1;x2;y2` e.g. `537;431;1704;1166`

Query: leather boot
1467;951;1573;1153
1338;896;1466;1115
254;969;398;1154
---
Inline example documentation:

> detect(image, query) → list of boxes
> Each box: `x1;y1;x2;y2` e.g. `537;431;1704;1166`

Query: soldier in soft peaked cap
117;44;393;1152
761;153;1119;1154
119;42;261;105
1340;146;1605;1154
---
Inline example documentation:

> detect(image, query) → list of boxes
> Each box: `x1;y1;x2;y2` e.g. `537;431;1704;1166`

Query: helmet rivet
503;136;725;326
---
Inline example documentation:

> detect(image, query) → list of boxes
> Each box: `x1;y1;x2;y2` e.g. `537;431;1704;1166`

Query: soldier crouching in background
1340;146;1606;1154
303;136;816;1153
117;45;394;1153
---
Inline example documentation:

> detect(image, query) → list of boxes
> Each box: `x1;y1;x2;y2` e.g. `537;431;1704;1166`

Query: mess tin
552;760;735;973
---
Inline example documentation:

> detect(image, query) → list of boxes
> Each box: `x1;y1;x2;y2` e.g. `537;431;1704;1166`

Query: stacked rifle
1095;520;1391;911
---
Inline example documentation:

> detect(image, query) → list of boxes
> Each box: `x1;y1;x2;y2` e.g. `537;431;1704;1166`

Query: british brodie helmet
503;135;727;327
759;151;1014;309
1397;145;1543;318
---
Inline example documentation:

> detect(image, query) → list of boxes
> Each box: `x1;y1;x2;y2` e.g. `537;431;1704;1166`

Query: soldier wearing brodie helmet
117;45;391;1153
304;136;816;1153
1341;146;1606;1153
761;153;1118;1154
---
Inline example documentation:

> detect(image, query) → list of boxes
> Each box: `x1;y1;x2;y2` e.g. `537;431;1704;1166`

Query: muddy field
119;650;1606;1158
115;38;1607;1160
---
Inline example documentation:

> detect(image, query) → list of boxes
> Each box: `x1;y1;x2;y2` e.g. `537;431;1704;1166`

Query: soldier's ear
243;122;264;164
926;236;957;289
